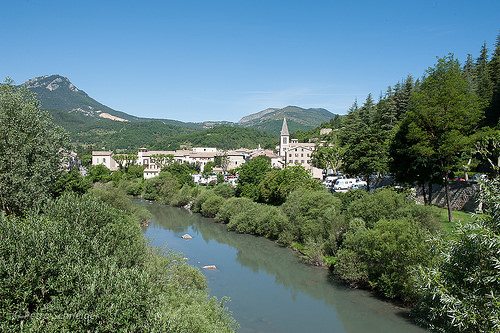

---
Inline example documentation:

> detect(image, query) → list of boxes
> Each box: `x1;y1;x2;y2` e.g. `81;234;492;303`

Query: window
283;137;287;144
301;160;304;164
289;154;292;157
301;154;303;157
96;158;99;163
103;158;106;163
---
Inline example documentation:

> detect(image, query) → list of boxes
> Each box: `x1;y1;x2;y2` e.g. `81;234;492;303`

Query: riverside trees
406;55;483;222
0;80;69;215
0;79;238;332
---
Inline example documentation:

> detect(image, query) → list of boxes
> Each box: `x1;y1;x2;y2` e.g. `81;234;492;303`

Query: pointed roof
280;117;289;136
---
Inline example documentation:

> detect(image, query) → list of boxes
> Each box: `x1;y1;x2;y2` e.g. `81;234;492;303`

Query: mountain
17;75;337;150
21;75;142;122
238;106;336;135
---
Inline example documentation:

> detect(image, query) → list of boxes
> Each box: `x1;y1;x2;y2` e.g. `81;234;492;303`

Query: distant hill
17;75;336;150
20;75;206;130
21;75;142;122
238;106;336;135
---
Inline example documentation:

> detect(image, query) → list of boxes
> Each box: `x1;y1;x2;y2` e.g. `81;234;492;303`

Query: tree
215;153;230;173
235;155;271;201
341;127;388;190
407;54;483;222
473;127;500;177
150;153;174;169
311;144;342;173
0;80;69;215
112;154;138;172
258;165;322;205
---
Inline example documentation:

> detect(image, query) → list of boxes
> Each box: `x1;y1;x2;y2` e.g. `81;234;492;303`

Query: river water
139;200;428;333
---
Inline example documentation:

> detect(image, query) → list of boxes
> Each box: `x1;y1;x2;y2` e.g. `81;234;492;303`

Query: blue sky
1;1;499;123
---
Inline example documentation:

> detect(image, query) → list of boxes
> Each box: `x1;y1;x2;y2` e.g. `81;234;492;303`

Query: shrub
0;193;237;332
213;183;235;199
201;194;225;218
281;189;342;243
170;184;193;207
216;197;255;224
191;190;214;213
334;217;433;302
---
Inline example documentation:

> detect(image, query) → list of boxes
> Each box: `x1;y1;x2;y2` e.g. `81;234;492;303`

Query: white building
92;151;117;171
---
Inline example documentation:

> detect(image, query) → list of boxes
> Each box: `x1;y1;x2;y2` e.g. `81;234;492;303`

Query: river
139;200;428;333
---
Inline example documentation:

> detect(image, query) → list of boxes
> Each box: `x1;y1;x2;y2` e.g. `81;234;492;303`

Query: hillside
238;106;336;135
18;75;336;150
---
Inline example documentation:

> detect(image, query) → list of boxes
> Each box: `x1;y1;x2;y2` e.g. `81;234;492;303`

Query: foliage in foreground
0;82;69;215
414;178;500;332
0;193;237;332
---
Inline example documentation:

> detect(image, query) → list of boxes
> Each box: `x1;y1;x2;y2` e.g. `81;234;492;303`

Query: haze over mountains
21;74;336;135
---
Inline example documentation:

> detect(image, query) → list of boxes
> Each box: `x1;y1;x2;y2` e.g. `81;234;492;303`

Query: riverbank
140;200;429;333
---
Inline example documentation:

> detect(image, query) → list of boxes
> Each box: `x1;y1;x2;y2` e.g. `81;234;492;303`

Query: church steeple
279;117;289;157
280;117;289;136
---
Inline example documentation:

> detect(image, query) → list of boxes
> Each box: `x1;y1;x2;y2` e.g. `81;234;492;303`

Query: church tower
279;117;289;157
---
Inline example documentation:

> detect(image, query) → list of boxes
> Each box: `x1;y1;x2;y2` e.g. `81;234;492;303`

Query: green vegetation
0;81;237;332
238;106;336;135
0;80;69;215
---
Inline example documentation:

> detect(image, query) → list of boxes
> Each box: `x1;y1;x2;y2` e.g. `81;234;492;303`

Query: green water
140;201;428;333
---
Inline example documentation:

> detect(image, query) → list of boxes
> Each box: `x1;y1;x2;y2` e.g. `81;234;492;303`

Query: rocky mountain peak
22;74;79;92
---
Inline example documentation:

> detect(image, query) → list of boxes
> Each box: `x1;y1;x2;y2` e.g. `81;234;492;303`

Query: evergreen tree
476;42;494;107
487;32;500;126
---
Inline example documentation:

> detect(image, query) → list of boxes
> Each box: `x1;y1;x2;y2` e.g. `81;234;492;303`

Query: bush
142;171;180;203
201;194;225;218
170;184;193;207
0;193;237;332
191;190;214;213
213;183;235;199
227;202;288;239
281;189;342;243
216;197;255;224
334;217;433;302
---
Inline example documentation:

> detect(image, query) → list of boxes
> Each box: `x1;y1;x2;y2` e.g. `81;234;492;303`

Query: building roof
141;150;175;157
92;151;114;156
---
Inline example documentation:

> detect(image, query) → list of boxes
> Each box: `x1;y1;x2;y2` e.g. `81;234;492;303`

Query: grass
432;206;477;234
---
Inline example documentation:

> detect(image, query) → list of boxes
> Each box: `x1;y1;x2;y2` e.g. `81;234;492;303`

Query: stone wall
415;182;480;212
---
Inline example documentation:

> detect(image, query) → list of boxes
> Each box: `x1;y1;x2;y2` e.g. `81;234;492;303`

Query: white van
333;178;367;192
333;178;356;192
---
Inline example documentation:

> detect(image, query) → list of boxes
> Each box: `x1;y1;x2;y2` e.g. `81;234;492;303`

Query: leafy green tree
0;81;69;215
163;162;195;186
341;127;388;190
53;169;93;196
112;154;138;172
407;54;483;221
215;153;230;173
258;165;322;205
235;155;271;201
151;153;174;169
202;161;215;177
473;127;500;177
414;179;500;332
311;144;342;173
88;164;112;183
389;119;443;204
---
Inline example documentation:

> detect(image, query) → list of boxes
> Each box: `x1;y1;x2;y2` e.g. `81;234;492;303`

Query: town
92;118;326;181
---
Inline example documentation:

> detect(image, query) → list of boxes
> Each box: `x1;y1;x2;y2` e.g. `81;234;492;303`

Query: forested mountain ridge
18;75;336;151
238;106;336;135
